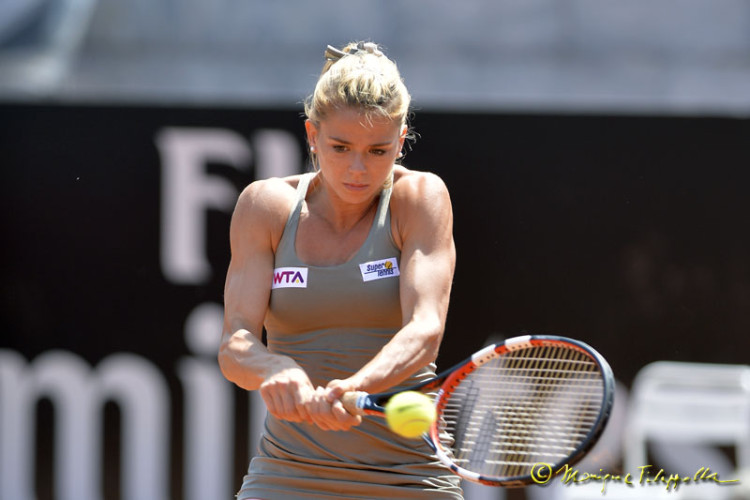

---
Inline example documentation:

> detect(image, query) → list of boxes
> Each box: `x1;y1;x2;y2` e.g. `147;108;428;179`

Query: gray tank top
238;173;462;499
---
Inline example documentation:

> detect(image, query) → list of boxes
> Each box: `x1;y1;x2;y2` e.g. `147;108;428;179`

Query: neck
307;174;380;233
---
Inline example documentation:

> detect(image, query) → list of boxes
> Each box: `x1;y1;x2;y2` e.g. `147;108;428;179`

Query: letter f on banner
156;128;251;285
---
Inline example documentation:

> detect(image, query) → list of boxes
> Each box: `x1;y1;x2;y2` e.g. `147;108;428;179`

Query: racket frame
343;334;615;487
428;335;614;487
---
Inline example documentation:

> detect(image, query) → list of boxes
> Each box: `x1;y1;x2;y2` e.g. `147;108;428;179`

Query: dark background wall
2;103;749;499
6;105;749;376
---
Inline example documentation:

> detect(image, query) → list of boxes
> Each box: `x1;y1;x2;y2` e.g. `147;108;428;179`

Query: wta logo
271;267;308;289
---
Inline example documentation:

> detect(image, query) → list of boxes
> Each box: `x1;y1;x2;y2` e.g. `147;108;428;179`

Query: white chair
554;361;750;500
624;361;750;500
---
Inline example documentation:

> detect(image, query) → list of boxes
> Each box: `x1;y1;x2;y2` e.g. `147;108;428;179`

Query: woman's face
306;106;406;205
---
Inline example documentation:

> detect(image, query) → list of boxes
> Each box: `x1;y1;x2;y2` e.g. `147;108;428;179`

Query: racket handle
341;391;369;416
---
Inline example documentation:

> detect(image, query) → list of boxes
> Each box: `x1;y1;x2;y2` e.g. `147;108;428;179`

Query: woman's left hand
305;382;362;431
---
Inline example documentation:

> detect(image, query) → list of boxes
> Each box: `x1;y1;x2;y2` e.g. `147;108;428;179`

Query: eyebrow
329;136;393;147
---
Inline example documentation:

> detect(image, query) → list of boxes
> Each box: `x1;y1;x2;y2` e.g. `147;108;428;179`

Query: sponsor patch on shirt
359;257;400;282
272;267;308;288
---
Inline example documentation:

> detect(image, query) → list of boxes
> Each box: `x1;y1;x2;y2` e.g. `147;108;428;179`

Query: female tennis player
218;41;462;499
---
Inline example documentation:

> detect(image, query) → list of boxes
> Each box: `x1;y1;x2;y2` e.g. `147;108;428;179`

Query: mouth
344;182;369;191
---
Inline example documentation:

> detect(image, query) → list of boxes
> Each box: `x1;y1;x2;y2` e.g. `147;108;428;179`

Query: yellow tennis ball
384;391;436;438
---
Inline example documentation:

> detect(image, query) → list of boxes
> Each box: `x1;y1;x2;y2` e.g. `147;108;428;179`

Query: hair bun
324;42;383;63
356;42;383;57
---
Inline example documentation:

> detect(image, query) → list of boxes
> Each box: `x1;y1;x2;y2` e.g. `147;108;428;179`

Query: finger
275;384;304;422
289;379;318;423
331;399;362;429
277;391;295;421
260;387;285;420
324;379;343;403
294;386;313;423
309;388;337;431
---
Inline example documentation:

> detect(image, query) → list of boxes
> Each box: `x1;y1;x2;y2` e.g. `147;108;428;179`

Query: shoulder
233;174;314;220
230;174;309;246
389;166;453;247
390;165;452;214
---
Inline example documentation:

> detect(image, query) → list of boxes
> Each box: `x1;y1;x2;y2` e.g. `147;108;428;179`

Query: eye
332;145;348;153
370;148;387;156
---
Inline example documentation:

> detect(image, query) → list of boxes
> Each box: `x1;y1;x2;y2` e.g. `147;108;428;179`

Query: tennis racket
341;334;614;487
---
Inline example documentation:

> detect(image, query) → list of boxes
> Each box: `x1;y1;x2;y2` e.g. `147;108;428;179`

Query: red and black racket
342;335;614;487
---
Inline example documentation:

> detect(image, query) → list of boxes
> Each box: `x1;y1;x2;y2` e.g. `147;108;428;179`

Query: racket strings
437;344;605;480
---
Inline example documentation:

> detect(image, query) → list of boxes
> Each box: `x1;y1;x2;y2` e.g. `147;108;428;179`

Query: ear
305;120;318;149
398;125;408;149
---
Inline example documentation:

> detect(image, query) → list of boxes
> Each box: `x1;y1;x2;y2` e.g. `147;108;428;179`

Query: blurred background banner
2;2;750;500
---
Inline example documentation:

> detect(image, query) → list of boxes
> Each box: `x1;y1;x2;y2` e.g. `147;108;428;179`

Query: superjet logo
359;257;400;282
272;267;308;288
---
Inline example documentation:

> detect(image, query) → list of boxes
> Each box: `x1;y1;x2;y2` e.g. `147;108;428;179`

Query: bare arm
218;180;288;388
218;180;325;424
327;170;456;397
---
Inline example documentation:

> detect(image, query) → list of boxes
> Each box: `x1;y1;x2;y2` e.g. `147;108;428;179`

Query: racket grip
341;391;368;416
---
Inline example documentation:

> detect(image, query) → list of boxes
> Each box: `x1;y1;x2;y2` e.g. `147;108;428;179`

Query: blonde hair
304;41;412;132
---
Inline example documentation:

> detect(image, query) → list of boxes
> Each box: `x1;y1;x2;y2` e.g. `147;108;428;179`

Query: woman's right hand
259;365;316;423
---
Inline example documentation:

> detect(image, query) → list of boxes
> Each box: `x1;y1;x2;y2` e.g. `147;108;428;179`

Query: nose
349;154;366;173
